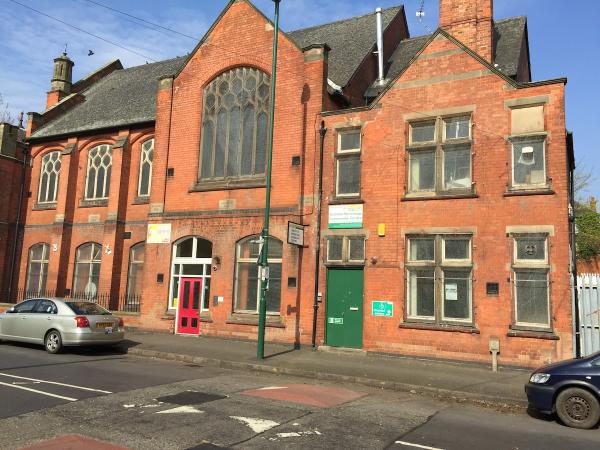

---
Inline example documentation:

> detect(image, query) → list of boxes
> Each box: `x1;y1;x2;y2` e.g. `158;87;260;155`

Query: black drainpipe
312;121;327;348
7;144;29;301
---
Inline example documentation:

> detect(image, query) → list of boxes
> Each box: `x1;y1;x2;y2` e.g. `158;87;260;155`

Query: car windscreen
65;302;111;315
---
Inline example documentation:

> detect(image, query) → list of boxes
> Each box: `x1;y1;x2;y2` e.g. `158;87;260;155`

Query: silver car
0;298;124;353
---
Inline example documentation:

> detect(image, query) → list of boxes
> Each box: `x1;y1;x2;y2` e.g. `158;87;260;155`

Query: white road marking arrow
157;406;204;414
230;416;279;433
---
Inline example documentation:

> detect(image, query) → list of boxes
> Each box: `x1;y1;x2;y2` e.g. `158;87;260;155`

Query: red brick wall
321;33;571;367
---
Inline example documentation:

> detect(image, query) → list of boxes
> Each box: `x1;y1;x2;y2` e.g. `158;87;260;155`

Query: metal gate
577;273;600;356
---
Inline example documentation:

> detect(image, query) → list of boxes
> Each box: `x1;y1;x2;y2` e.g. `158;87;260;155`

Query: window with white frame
25;243;49;296
325;235;365;265
406;235;472;323
138;139;154;197
512;234;550;328
511;137;546;188
38;152;61;204
85;144;112;200
72;242;101;298
168;237;212;310
336;129;361;197
407;116;472;195
126;242;145;299
234;236;282;314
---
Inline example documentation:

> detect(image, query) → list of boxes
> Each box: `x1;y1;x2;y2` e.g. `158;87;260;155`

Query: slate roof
30;56;186;139
287;6;403;88
384;16;527;85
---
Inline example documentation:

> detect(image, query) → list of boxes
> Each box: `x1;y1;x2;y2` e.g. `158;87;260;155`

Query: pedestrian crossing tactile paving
19;434;127;450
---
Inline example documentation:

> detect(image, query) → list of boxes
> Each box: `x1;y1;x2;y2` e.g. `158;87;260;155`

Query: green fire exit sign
371;301;393;317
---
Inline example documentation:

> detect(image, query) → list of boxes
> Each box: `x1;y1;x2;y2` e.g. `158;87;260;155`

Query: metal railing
1;289;141;313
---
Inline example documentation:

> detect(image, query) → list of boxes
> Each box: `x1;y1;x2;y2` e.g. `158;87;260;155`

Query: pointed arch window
234;235;282;314
138;139;154;197
85;144;112;200
73;242;102;298
199;67;270;182
38;151;61;203
25;243;49;296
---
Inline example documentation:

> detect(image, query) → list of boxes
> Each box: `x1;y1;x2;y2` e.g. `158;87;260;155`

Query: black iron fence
1;289;141;313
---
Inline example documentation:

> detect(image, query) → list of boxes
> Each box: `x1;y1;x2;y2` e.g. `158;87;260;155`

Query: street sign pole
257;0;281;360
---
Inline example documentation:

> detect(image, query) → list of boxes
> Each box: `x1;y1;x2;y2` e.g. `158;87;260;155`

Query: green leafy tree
576;201;600;260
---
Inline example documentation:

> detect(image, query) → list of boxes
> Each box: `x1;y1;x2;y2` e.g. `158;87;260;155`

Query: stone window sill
329;197;365;205
132;196;150;205
199;311;213;323
503;188;554;197
226;313;285;328
190;177;266;192
507;325;558;340
402;192;478;202
399;321;480;334
33;203;57;211
79;199;108;208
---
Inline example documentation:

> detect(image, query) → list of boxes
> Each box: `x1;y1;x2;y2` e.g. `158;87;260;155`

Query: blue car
525;351;600;429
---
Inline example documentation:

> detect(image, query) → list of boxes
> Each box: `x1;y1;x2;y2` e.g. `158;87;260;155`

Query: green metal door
326;268;364;348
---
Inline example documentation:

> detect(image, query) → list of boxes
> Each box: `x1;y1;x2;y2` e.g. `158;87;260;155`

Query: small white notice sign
147;223;172;244
445;283;458;301
287;221;305;246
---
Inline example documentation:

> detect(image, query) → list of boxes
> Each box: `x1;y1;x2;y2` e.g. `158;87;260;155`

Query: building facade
17;0;575;367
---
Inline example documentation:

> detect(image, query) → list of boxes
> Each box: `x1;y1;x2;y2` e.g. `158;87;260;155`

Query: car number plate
96;322;113;329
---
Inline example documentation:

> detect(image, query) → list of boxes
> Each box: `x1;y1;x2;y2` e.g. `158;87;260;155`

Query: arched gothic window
73;242;102;298
199;67;270;181
138;139;154;197
25;243;49;296
38;151;61;203
85;144;112;199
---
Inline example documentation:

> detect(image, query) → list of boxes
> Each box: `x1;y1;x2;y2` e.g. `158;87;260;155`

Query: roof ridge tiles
288;5;402;34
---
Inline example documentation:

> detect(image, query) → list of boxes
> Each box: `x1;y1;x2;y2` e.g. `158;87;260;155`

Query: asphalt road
0;341;599;450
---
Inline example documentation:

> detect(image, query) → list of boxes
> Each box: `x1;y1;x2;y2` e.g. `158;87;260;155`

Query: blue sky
1;0;598;198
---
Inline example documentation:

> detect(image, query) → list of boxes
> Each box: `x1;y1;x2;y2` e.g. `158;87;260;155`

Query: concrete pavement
121;331;532;409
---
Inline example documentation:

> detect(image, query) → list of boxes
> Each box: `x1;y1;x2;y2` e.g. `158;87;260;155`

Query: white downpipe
375;7;384;84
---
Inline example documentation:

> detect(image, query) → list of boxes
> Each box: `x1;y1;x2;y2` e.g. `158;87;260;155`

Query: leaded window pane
444;117;470;140
25;243;49;296
411;121;435;143
327;237;343;262
337;156;360;196
408;268;435;318
73;242;101;298
515;237;547;261
442;269;471;321
444;238;470;260
409;150;435;192
85;145;112;199
38;151;61;203
138;139;154;197
339;131;361;152
127;243;145;299
265;262;282;313
443;145;471;189
515;271;549;326
513;139;545;186
200;68;270;180
409;238;435;261
348;237;365;261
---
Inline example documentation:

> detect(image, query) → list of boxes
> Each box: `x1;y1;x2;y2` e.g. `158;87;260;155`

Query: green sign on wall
371;301;393;317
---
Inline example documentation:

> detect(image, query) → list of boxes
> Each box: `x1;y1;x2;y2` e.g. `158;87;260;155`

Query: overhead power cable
8;0;157;62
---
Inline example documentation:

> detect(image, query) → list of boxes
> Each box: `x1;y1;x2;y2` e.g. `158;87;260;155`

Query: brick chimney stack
46;52;74;109
439;0;493;63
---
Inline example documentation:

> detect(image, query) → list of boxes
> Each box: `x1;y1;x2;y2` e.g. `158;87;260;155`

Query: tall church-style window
73;242;102;298
85;144;112;200
38;151;61;204
25;243;49;296
138;139;154;197
199;67;270;182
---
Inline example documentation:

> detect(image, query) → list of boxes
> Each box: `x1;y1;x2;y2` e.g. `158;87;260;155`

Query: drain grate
156;391;226;406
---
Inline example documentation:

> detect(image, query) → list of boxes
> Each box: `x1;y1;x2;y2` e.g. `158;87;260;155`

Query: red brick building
17;0;575;366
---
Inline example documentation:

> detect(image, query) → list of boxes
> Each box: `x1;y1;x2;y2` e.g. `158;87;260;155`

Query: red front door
176;278;202;335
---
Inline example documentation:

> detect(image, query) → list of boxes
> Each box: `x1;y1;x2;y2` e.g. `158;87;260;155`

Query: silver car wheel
45;331;62;354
